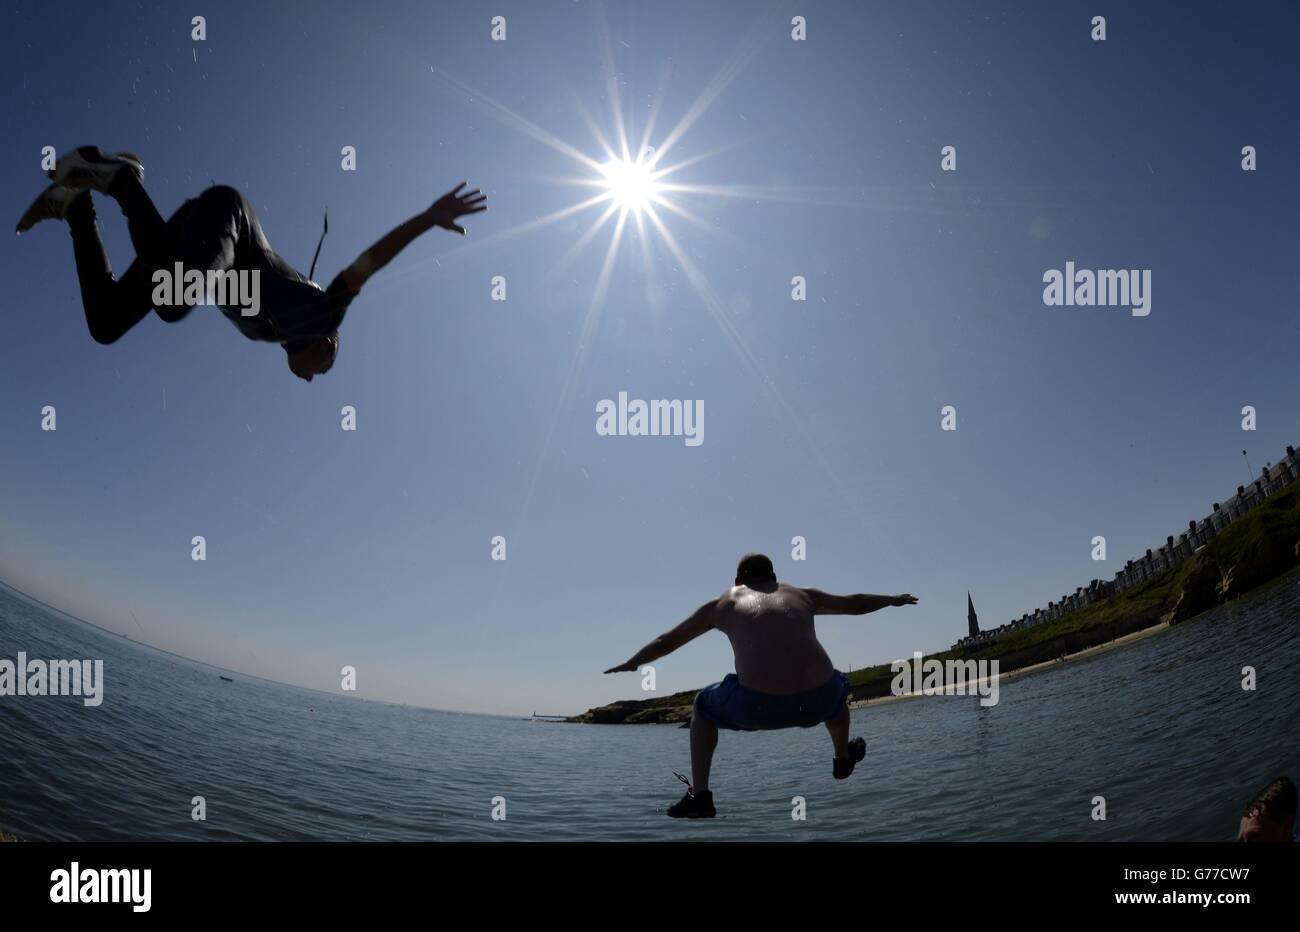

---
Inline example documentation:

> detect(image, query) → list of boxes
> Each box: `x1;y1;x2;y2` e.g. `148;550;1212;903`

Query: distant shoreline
849;619;1172;709
565;617;1183;725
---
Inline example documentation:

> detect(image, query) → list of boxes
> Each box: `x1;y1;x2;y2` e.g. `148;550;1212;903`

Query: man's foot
47;146;144;193
832;736;867;780
667;788;716;819
15;184;82;234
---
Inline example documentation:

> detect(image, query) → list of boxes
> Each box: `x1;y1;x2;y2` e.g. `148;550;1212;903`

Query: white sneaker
16;184;82;234
47;146;144;193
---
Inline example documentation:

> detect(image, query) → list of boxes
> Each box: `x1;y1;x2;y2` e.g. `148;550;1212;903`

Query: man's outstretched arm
802;589;918;615
336;182;486;293
604;599;720;674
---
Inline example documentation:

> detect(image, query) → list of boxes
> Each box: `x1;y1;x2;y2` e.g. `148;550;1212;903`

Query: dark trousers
66;176;286;344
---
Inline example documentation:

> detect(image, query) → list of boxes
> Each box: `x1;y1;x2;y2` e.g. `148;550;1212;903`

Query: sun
598;156;661;213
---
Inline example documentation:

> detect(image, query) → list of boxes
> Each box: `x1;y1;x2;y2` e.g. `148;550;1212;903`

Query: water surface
1;570;1297;840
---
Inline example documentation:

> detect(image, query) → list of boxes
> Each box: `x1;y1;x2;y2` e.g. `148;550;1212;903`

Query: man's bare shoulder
715;588;743;610
776;582;816;607
706;588;742;627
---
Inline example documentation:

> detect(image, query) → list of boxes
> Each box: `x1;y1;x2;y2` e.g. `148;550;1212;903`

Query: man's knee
691;693;718;729
154;303;196;324
87;320;125;345
84;293;150;344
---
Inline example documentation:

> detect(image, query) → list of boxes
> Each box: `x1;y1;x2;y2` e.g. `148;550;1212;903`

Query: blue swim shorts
693;671;851;731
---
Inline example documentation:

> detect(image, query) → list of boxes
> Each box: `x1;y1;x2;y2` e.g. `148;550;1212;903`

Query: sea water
1;570;1297;841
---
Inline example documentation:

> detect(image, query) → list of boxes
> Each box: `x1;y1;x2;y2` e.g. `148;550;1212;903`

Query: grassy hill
846;478;1300;696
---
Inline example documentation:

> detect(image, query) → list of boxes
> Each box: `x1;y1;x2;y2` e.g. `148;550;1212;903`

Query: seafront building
953;443;1300;649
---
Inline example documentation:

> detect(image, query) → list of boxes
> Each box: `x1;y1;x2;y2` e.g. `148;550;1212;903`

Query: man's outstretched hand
427;182;487;234
603;661;638;674
891;594;919;606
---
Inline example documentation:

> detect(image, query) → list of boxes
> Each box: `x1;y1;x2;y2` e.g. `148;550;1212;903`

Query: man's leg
690;702;719;792
668;696;720;817
65;192;153;344
827;701;866;779
105;171;167;265
825;703;851;759
104;180;251;327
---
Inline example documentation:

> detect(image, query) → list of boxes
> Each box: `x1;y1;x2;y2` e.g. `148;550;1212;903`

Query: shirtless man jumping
604;553;918;818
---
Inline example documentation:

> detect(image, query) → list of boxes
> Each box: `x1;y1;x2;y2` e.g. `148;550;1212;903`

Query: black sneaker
667;770;716;818
833;736;867;779
667;788;716;818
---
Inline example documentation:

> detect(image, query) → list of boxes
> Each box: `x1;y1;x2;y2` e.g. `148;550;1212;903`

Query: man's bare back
711;583;833;694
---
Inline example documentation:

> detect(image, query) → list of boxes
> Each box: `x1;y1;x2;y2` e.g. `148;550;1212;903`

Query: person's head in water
735;553;777;589
285;332;339;381
1238;776;1296;842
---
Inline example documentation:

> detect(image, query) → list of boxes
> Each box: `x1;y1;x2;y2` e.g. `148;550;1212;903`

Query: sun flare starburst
597;156;663;214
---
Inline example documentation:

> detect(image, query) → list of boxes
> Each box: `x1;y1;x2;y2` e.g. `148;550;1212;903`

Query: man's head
735;552;777;588
284;332;339;381
1237;776;1296;842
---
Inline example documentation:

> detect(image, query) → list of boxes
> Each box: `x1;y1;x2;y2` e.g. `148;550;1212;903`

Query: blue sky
1;1;1297;715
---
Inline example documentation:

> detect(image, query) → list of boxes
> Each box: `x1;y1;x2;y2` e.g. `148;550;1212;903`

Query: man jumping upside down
17;147;486;381
604;553;917;818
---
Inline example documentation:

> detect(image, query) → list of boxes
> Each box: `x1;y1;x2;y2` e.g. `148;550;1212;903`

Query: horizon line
0;576;526;721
